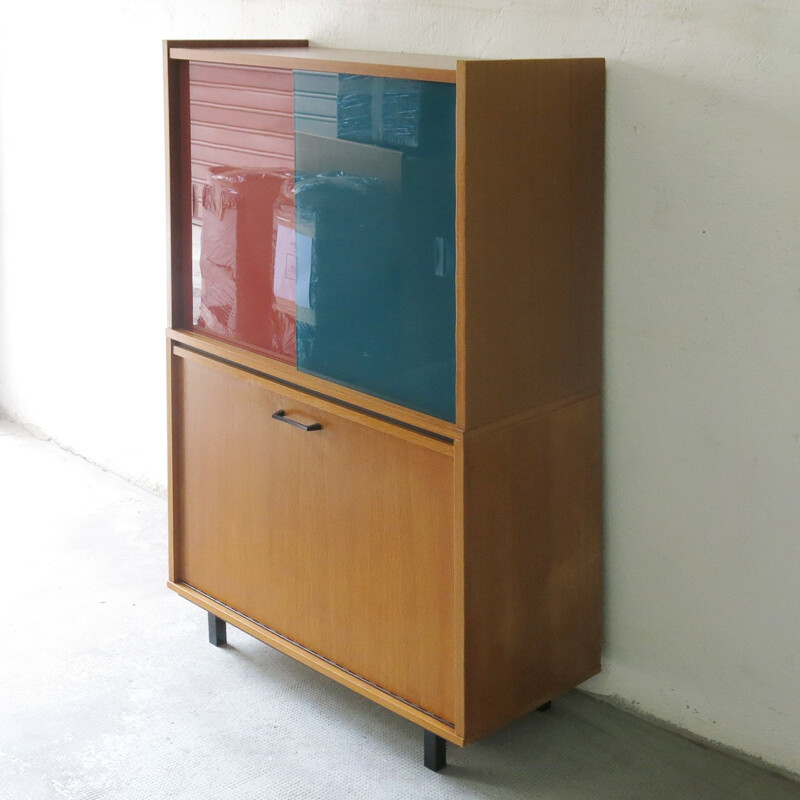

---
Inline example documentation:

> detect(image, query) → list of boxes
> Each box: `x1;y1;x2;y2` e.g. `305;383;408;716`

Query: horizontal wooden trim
165;39;309;50
168;581;465;745
169;46;458;83
172;345;454;455
168;331;598;440
167;328;461;441
462;390;601;440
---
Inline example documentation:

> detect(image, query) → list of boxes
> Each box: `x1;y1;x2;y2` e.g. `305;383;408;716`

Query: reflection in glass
294;72;456;421
188;62;297;363
185;64;457;420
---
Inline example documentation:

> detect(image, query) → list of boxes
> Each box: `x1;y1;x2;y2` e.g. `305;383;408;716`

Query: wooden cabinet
165;39;604;767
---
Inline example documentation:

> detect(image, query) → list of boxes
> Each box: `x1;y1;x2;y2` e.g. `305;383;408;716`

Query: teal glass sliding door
293;72;456;421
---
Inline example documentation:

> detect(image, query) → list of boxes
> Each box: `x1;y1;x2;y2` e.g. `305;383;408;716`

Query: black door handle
271;409;322;432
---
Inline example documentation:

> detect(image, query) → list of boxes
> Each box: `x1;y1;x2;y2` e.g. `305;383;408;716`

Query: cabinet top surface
169;46;461;80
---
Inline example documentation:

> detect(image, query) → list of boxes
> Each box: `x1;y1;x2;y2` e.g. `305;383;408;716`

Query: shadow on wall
594;58;800;776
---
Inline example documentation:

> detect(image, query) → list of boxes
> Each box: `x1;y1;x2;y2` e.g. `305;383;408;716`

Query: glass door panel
294;72;456;421
185;63;457;421
188;61;297;363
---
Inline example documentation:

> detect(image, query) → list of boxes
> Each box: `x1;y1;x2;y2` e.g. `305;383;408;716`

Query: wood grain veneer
171;349;456;722
460;395;603;741
167;329;460;441
166;338;178;584
165;42;605;751
458;58;605;429
167;582;464;744
170;46;458;83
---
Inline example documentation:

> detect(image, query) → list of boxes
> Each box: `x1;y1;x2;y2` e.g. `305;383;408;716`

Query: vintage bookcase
164;39;604;770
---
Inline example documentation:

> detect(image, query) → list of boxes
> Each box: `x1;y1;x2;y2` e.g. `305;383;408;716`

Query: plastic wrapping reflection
195;168;297;361
187;64;457;420
189;62;296;364
294;72;456;421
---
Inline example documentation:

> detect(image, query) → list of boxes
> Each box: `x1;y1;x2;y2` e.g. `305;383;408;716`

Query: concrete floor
1;417;798;800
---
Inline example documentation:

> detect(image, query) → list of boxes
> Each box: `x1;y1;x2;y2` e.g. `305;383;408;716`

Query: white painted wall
1;0;798;777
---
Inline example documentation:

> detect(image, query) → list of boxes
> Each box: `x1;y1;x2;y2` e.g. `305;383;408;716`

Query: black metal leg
536;700;552;712
208;612;227;646
424;730;446;772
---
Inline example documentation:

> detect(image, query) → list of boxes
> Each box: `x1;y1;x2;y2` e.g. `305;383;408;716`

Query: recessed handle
271;409;322;432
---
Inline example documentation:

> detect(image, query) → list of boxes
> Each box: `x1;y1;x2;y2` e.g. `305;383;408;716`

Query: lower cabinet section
168;343;602;747
170;347;455;724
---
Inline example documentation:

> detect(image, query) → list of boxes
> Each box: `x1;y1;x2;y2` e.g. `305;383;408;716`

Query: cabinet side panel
452;438;467;735
460;59;605;429
462;396;602;741
165;51;192;329
167;340;179;583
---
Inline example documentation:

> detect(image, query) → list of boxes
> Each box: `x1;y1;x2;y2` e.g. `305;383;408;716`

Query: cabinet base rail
203;610;559;770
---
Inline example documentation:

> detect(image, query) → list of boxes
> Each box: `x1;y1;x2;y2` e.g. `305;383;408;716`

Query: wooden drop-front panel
171;348;455;723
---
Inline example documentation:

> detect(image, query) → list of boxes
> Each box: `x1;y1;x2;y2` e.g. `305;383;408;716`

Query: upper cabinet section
166;42;605;431
177;56;456;421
